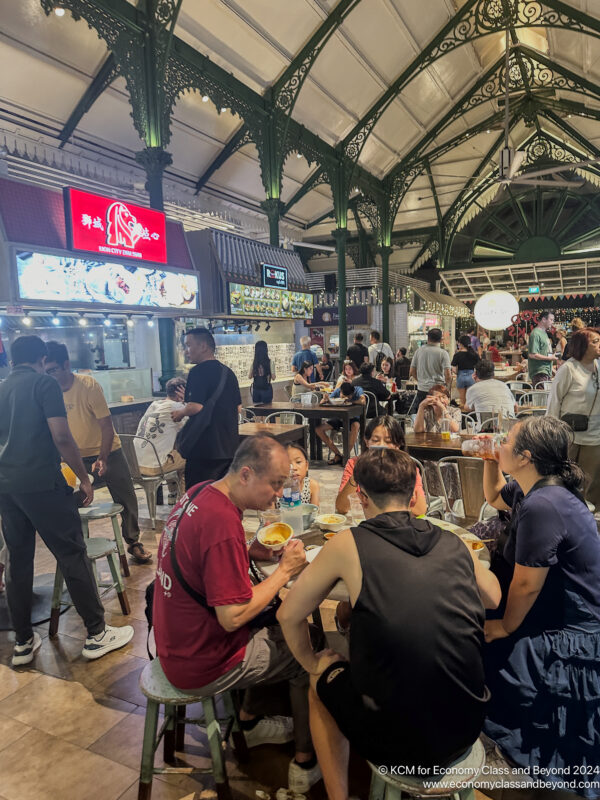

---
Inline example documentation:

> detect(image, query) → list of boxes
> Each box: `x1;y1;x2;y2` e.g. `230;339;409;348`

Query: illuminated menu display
229;282;313;319
16;251;197;309
64;187;167;264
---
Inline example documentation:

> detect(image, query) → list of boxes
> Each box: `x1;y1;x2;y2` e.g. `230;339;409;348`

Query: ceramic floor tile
0;672;136;747
0;728;137;800
0;712;31;753
0;663;42;701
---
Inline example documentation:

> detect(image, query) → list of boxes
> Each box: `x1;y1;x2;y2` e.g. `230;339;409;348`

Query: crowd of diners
2;318;600;799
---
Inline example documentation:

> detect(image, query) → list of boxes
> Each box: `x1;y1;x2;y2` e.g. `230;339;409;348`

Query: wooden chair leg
49;568;64;638
163;705;176;764
203;696;231;800
138;698;159;800
369;772;387;800
111;514;130;577
107;553;130;615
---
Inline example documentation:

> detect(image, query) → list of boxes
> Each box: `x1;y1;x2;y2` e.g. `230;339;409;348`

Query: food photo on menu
16;251;197;309
229;282;313;318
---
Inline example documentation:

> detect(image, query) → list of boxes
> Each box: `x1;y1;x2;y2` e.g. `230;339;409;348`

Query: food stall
405;286;471;355
186;229;312;398
0;177;198;414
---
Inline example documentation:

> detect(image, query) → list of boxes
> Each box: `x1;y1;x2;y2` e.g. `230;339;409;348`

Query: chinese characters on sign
64;187;168;264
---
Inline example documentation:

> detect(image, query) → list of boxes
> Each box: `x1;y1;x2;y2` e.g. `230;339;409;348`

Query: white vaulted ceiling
1;1;600;272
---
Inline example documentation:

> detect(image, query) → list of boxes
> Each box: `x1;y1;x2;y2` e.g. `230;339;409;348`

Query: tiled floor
0;465;494;800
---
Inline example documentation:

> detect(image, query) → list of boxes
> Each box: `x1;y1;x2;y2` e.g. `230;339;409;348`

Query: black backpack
144;481;214;658
374;345;386;372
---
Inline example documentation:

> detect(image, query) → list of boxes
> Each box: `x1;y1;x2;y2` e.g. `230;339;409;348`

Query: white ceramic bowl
329;397;346;405
316;513;347;532
257;522;293;551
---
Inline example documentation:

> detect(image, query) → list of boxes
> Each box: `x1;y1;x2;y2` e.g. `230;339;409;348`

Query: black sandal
328;454;343;466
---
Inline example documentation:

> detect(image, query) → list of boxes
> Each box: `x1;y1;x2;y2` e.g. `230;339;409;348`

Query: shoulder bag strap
169;481;216;615
589;361;600;417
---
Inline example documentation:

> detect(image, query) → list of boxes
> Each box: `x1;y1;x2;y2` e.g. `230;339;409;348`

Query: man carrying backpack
368;330;393;370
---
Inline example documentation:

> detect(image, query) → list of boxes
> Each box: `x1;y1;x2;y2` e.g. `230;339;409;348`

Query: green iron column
378;245;393;344
260;198;284;247
135;147;177;386
332;228;349;358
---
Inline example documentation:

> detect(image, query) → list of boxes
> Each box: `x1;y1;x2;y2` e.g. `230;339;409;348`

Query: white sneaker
12;632;42;666
243;715;294;748
288;759;322;793
81;624;134;660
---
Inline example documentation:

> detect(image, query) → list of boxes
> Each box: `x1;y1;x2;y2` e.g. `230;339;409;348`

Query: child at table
285;443;320;507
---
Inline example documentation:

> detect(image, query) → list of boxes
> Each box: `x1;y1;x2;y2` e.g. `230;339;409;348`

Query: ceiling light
486;129;491;134
126;315;134;328
265;322;271;332
221;107;227;113
78;315;87;326
51;312;60;326
147;315;154;327
54;6;65;16
296;152;302;159
21;313;32;326
254;322;260;331
202;95;209;102
103;314;112;327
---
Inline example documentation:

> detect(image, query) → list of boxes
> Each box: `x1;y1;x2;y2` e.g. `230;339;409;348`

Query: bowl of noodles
257;522;293;551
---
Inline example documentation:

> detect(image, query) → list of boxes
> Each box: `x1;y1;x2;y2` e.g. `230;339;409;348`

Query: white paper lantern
474;290;519;330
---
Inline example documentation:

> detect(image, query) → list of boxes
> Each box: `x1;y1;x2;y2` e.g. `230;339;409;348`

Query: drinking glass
441;418;451;440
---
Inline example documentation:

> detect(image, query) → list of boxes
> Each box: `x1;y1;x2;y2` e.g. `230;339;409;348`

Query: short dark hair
399;347;407;356
458;334;472;349
354;448;416;507
340;381;355;397
229;434;284;477
427;328;442;343
490;339;497;347
538;311;554;321
364;415;406;449
186;327;215;351
569;328;600;362
475;360;495;380
359;362;374;376
286;442;308;462
165;376;186;399
354;333;364;343
370;330;381;341
11;335;47;366
45;340;69;365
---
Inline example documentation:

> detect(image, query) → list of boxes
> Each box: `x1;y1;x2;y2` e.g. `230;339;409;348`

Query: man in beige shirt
45;341;152;564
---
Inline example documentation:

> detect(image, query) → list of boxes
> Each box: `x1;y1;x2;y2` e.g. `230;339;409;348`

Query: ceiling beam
194;124;251;194
539;109;600;159
58;53;119;147
282;168;326;214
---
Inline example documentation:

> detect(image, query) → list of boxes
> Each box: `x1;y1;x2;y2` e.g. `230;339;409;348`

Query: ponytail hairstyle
458;334;476;355
512;417;585;495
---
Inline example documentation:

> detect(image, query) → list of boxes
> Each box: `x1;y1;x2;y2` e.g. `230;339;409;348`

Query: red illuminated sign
64;187;167;264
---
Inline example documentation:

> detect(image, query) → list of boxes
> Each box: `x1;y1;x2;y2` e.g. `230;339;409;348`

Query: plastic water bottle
280;466;303;537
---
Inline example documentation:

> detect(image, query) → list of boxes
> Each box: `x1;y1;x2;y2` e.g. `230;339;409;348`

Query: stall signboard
64;187;167;264
229;281;312;319
262;263;288;290
310;328;324;349
16;250;197;309
308;306;368;326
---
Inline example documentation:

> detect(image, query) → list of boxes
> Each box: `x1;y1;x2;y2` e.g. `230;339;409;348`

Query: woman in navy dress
483;416;600;797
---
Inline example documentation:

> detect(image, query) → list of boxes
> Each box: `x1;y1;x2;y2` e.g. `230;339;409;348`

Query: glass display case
77;367;153;403
213;342;296;387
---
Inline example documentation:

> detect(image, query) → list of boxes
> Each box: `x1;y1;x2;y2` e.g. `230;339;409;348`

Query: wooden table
499;350;523;367
248;401;366;464
405;431;473;461
239;422;307;449
494;368;521;383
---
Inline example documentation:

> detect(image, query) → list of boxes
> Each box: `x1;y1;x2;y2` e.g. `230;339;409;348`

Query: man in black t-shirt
172;328;242;487
353;362;390;418
346;333;369;370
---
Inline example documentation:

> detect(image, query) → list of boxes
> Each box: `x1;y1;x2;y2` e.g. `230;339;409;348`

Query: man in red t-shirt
153;434;322;793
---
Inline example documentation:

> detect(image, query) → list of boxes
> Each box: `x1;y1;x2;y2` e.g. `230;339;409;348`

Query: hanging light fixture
21;311;32;327
265;322;271;332
474;290;519;330
146;315;154;327
51;312;60;326
254;322;261;331
103;314;112;327
54;5;66;16
78;314;87;327
126;315;134;328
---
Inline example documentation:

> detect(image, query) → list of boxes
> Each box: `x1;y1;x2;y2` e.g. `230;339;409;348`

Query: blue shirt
292;348;319;382
331;386;364;402
501;480;600;622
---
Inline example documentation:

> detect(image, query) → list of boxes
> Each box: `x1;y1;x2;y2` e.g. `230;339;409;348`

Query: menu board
229;282;313;319
16;251;198;309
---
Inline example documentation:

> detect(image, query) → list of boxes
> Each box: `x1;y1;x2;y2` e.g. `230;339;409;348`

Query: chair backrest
241;407;256;422
284;383;293;399
409;454;444;511
541;381;553;391
515;372;528;381
479;415;499;432
362;390;378;418
264;411;307;426
439;456;485;521
462;411;478;433
518;390;549;406
120;433;162;481
507;381;532;393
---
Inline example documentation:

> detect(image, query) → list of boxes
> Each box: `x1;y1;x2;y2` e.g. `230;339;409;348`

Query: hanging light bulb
54;5;66;16
21;312;32;327
126;315;134;328
78;314;87;327
51;312;60;326
103;314;112;327
147;315;154;327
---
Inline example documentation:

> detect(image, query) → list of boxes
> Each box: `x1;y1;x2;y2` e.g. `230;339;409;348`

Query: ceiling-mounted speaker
324;274;337;293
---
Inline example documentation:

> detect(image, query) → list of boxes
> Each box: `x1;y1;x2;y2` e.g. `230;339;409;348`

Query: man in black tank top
278;449;499;799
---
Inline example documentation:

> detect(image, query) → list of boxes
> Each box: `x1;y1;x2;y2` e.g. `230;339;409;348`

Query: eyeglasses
46;366;61;375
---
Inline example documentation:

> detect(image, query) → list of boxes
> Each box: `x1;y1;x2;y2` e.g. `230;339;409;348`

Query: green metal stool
368;739;485;800
79;502;129;577
138;657;249;800
49;536;131;637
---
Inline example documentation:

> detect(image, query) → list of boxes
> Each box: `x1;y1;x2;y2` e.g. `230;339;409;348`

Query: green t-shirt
528;327;552;378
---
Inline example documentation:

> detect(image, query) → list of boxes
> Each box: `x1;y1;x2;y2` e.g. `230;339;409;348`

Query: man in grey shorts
153;434;323;794
409;328;452;411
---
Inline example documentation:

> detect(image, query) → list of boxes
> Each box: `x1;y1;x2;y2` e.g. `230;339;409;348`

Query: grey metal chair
264;411;307;426
239;407;256;422
437;456;486;528
410;455;445;519
120;434;182;529
518;390;549;407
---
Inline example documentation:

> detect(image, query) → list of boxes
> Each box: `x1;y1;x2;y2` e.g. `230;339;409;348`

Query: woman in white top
292;362;329;396
547;327;600;506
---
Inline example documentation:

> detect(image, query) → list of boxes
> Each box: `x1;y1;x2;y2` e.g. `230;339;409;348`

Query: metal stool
79;502;129;577
138;657;248;800
368;739;484;800
49;537;131;637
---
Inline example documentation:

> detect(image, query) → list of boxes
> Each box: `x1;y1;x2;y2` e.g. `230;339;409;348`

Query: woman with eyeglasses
547;327;600;507
483;417;600;796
